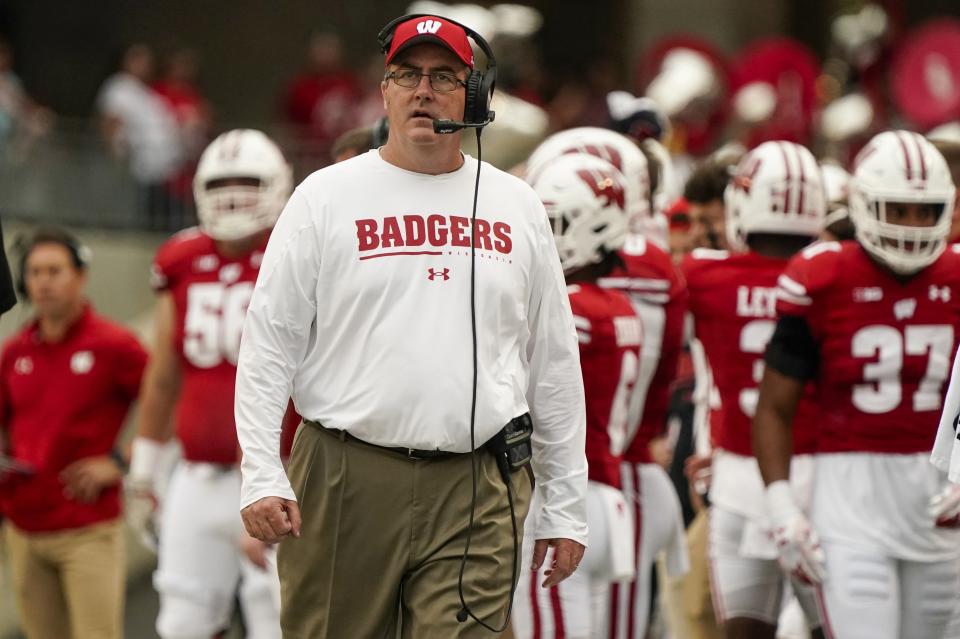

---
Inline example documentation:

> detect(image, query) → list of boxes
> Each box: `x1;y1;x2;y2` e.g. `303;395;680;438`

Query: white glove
928;482;960;528
765;480;826;585
124;437;166;551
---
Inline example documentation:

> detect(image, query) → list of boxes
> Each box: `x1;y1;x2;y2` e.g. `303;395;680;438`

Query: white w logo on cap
417;19;442;34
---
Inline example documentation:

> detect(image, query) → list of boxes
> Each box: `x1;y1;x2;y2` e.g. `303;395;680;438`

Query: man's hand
530;538;585;588
239;533;272;570
61;456;122;503
241;496;301;543
765;480;825;585
648;435;673;469
929;482;960;528
684;453;713;496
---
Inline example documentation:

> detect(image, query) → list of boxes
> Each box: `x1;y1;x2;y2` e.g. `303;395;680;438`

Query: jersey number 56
183;282;255;368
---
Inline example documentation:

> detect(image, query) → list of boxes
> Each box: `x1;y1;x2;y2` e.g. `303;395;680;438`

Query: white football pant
603;462;688;639
815;540;960;639
513;480;635;638
709;506;821;628
153;463;281;639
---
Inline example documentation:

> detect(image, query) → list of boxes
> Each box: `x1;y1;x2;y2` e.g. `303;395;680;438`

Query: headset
14;227;91;299
377;13;497;134
378;15;514;633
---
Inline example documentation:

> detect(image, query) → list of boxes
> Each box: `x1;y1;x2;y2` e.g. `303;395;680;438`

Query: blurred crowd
1;3;960;233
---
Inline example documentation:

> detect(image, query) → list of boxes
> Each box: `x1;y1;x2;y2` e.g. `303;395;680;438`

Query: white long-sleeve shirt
236;150;588;544
932;343;960;482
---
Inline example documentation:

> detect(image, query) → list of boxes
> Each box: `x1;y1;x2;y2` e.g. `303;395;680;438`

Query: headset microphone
433;113;496;134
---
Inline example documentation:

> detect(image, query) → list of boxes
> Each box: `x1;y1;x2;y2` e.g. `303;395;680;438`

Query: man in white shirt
96;44;182;230
236;14;588;638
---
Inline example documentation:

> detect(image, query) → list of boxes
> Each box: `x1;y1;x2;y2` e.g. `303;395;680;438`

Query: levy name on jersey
737;284;778;318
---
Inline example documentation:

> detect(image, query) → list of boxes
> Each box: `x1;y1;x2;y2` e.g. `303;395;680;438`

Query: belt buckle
407;448;421;460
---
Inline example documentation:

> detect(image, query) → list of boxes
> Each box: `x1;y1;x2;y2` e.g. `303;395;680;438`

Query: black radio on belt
484;413;533;482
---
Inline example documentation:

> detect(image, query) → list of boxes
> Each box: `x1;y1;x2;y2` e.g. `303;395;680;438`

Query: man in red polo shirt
0;227;147;639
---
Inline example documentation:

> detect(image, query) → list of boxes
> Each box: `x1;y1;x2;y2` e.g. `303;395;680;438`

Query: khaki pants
656;510;723;639
5;518;125;639
278;421;533;639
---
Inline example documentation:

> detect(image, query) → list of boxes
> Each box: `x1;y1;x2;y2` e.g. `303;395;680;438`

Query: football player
526;126;689;638
755;130;960;639
127;129;295;639
512;153;641;639
684;141;826;639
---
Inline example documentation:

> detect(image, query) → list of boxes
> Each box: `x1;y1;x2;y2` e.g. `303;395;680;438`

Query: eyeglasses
385;69;466;92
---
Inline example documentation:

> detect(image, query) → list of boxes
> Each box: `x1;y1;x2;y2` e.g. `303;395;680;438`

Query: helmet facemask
851;192;952;274
197;176;285;242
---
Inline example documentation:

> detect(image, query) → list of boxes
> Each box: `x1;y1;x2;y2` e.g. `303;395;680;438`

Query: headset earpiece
464;72;482;126
470;64;496;126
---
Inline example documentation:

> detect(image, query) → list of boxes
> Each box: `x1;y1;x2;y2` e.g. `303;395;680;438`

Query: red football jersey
683;249;817;456
599;234;688;463
776;241;960;454
152;229;298;464
0;306;146;532
571;283;643;488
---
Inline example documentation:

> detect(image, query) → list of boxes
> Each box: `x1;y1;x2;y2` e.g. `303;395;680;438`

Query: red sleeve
568;288;590;353
775;241;841;319
0;340;15;430
639;264;688;441
113;331;148;402
151;232;201;293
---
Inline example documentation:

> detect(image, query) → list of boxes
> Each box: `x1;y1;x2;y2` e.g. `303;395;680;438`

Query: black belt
310;421;463;461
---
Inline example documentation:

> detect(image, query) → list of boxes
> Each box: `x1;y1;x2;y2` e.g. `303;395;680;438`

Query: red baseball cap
384;16;474;69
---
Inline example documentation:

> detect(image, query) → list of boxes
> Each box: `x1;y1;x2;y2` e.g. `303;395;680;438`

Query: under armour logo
417;20;442;34
930;285;952;302
427;268;449;281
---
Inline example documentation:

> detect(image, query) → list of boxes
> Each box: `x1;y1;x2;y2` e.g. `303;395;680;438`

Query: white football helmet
850;130;956;274
724;141;826;251
820;161;852;229
526;127;652;234
194;129;293;242
528;153;630;273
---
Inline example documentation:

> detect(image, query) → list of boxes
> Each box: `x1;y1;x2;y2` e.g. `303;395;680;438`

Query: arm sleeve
0;346;11;430
639;269;688;441
525;198;589;545
236;190;321;509
764;315;819;381
931;342;960;477
115;332;148;401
